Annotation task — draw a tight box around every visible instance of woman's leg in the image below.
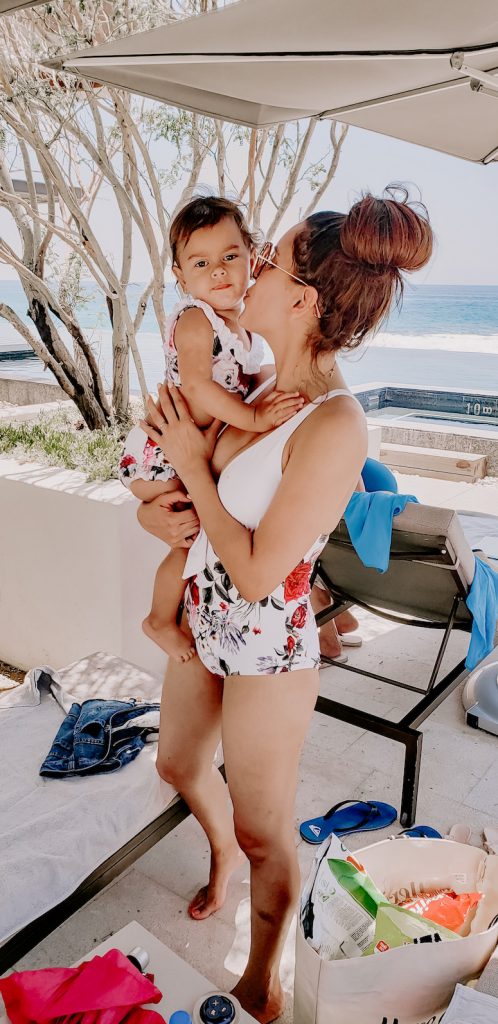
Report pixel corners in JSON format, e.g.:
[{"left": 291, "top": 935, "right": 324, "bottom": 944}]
[
  {"left": 156, "top": 630, "right": 242, "bottom": 920},
  {"left": 143, "top": 547, "right": 195, "bottom": 662},
  {"left": 222, "top": 669, "right": 320, "bottom": 1024}
]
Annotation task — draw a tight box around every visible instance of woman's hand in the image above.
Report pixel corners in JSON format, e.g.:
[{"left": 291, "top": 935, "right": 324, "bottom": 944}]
[{"left": 140, "top": 384, "right": 221, "bottom": 481}]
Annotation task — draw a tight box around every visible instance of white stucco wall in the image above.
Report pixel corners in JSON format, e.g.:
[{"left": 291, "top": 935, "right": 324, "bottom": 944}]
[
  {"left": 0, "top": 457, "right": 168, "bottom": 678},
  {"left": 0, "top": 425, "right": 380, "bottom": 677}
]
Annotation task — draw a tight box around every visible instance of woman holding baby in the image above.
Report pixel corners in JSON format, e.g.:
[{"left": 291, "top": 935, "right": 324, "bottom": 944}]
[{"left": 133, "top": 189, "right": 432, "bottom": 1022}]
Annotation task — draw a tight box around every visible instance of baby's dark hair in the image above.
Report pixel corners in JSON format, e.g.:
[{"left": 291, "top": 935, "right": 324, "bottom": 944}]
[
  {"left": 292, "top": 186, "right": 433, "bottom": 360},
  {"left": 169, "top": 195, "right": 258, "bottom": 266}
]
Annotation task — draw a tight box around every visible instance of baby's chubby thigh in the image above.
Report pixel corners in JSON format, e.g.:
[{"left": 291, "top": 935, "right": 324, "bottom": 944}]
[
  {"left": 119, "top": 423, "right": 180, "bottom": 498},
  {"left": 129, "top": 476, "right": 181, "bottom": 502}
]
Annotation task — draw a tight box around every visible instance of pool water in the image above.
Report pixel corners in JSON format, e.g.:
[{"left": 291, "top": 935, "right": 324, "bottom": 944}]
[{"left": 367, "top": 405, "right": 498, "bottom": 433}]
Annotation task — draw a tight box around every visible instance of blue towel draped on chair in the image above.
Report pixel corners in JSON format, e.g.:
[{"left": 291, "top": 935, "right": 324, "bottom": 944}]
[{"left": 343, "top": 490, "right": 498, "bottom": 671}]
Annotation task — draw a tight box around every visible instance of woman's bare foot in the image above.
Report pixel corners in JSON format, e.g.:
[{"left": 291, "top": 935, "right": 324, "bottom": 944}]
[
  {"left": 188, "top": 846, "right": 245, "bottom": 920},
  {"left": 142, "top": 614, "right": 195, "bottom": 662},
  {"left": 231, "top": 978, "right": 285, "bottom": 1024}
]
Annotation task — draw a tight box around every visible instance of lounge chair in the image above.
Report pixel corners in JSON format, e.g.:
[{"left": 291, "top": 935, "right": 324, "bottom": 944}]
[
  {"left": 0, "top": 652, "right": 197, "bottom": 973},
  {"left": 313, "top": 503, "right": 498, "bottom": 828}
]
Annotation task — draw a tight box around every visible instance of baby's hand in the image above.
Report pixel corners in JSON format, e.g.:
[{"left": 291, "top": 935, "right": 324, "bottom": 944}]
[{"left": 253, "top": 390, "right": 305, "bottom": 431}]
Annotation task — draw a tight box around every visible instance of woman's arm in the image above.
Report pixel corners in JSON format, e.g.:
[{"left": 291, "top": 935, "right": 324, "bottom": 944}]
[{"left": 142, "top": 386, "right": 367, "bottom": 602}]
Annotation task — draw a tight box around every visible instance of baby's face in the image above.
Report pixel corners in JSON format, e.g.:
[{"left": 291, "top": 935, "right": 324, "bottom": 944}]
[{"left": 174, "top": 218, "right": 252, "bottom": 313}]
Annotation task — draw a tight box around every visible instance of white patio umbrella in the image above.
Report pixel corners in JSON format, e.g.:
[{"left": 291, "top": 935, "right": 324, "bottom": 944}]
[
  {"left": 0, "top": 0, "right": 46, "bottom": 13},
  {"left": 47, "top": 0, "right": 498, "bottom": 163}
]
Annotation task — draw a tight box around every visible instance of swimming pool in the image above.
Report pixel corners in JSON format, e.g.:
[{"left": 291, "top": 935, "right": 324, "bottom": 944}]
[
  {"left": 367, "top": 405, "right": 498, "bottom": 433},
  {"left": 356, "top": 386, "right": 498, "bottom": 435}
]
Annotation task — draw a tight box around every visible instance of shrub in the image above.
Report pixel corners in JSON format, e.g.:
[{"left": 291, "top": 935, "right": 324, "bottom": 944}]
[{"left": 0, "top": 408, "right": 129, "bottom": 482}]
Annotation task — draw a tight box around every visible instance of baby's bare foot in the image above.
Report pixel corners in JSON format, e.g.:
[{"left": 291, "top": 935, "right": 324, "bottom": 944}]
[
  {"left": 188, "top": 846, "right": 245, "bottom": 920},
  {"left": 142, "top": 615, "right": 195, "bottom": 662},
  {"left": 231, "top": 979, "right": 285, "bottom": 1023}
]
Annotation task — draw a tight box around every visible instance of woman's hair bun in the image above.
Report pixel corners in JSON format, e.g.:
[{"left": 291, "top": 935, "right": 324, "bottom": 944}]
[{"left": 340, "top": 185, "right": 433, "bottom": 274}]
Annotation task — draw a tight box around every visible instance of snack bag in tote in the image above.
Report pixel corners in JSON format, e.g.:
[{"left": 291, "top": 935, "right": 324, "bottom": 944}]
[
  {"left": 294, "top": 836, "right": 498, "bottom": 1024},
  {"left": 301, "top": 834, "right": 452, "bottom": 961}
]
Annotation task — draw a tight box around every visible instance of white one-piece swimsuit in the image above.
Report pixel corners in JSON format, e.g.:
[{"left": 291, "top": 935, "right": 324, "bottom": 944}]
[{"left": 183, "top": 380, "right": 360, "bottom": 677}]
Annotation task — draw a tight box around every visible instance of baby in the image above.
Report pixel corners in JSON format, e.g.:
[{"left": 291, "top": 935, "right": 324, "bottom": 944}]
[{"left": 119, "top": 196, "right": 303, "bottom": 662}]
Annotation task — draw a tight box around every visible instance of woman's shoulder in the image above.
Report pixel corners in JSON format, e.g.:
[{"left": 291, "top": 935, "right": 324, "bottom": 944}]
[
  {"left": 292, "top": 390, "right": 367, "bottom": 455},
  {"left": 282, "top": 391, "right": 367, "bottom": 484}
]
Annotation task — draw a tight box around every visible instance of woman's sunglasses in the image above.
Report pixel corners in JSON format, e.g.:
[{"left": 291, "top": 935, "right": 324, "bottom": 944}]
[{"left": 253, "top": 242, "right": 321, "bottom": 318}]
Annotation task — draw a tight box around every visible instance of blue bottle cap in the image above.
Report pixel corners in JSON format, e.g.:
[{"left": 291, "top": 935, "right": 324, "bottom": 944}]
[
  {"left": 199, "top": 995, "right": 236, "bottom": 1024},
  {"left": 169, "top": 1013, "right": 192, "bottom": 1024}
]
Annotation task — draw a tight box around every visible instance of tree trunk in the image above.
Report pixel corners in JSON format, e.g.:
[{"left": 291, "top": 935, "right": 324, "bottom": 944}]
[
  {"left": 27, "top": 298, "right": 111, "bottom": 430},
  {"left": 110, "top": 300, "right": 130, "bottom": 423}
]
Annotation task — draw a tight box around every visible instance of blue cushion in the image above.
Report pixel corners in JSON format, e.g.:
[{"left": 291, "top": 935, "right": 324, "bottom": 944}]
[{"left": 361, "top": 457, "right": 398, "bottom": 495}]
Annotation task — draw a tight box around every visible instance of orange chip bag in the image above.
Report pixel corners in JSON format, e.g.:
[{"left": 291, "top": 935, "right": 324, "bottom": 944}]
[{"left": 400, "top": 889, "right": 482, "bottom": 932}]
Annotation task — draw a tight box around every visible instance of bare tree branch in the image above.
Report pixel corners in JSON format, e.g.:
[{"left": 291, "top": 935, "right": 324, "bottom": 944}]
[
  {"left": 0, "top": 0, "right": 349, "bottom": 434},
  {"left": 302, "top": 122, "right": 349, "bottom": 219},
  {"left": 267, "top": 118, "right": 317, "bottom": 238}
]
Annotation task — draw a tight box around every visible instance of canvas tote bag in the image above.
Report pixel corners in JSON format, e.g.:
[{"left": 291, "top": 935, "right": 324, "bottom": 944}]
[{"left": 294, "top": 837, "right": 498, "bottom": 1024}]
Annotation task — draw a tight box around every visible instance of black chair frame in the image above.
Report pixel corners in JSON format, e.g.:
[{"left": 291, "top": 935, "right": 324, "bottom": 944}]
[{"left": 312, "top": 542, "right": 473, "bottom": 829}]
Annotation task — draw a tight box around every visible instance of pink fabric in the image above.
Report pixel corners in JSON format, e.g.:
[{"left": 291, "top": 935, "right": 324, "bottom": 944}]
[{"left": 0, "top": 949, "right": 165, "bottom": 1024}]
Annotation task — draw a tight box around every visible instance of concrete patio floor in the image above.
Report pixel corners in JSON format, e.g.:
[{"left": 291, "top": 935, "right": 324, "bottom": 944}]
[{"left": 10, "top": 472, "right": 498, "bottom": 1021}]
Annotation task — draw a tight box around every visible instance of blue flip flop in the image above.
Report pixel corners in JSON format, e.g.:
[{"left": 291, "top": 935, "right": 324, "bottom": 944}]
[
  {"left": 397, "top": 825, "right": 443, "bottom": 839},
  {"left": 299, "top": 799, "right": 397, "bottom": 844}
]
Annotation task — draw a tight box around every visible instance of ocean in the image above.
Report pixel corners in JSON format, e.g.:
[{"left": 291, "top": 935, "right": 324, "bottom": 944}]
[{"left": 0, "top": 281, "right": 497, "bottom": 395}]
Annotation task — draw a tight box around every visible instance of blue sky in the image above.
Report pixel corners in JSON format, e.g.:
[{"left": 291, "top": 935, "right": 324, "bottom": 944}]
[
  {"left": 1, "top": 116, "right": 497, "bottom": 285},
  {"left": 327, "top": 125, "right": 498, "bottom": 285}
]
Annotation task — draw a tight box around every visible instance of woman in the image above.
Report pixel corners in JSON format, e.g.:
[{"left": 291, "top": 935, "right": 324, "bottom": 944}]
[{"left": 139, "top": 191, "right": 433, "bottom": 1022}]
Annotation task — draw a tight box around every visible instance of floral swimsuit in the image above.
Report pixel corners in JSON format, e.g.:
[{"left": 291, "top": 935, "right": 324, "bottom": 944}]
[
  {"left": 183, "top": 382, "right": 360, "bottom": 676},
  {"left": 185, "top": 534, "right": 328, "bottom": 676},
  {"left": 119, "top": 297, "right": 265, "bottom": 487}
]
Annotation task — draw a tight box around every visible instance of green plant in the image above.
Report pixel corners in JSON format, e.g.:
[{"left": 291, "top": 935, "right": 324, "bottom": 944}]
[{"left": 0, "top": 409, "right": 128, "bottom": 482}]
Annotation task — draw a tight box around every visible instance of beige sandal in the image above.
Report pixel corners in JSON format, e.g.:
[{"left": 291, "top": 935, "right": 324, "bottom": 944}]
[
  {"left": 447, "top": 823, "right": 472, "bottom": 844},
  {"left": 339, "top": 633, "right": 363, "bottom": 648},
  {"left": 320, "top": 650, "right": 349, "bottom": 667},
  {"left": 483, "top": 826, "right": 498, "bottom": 855}
]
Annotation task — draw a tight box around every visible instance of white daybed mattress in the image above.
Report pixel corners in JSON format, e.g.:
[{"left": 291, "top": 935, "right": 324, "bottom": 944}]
[{"left": 0, "top": 652, "right": 178, "bottom": 946}]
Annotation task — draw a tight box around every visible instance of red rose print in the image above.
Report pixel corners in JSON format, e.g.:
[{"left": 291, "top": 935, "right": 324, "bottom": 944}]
[
  {"left": 253, "top": 626, "right": 262, "bottom": 635},
  {"left": 287, "top": 636, "right": 295, "bottom": 653},
  {"left": 220, "top": 601, "right": 228, "bottom": 611},
  {"left": 291, "top": 605, "right": 307, "bottom": 629},
  {"left": 120, "top": 454, "right": 136, "bottom": 469},
  {"left": 284, "top": 561, "right": 312, "bottom": 602},
  {"left": 190, "top": 581, "right": 200, "bottom": 606},
  {"left": 145, "top": 437, "right": 157, "bottom": 449}
]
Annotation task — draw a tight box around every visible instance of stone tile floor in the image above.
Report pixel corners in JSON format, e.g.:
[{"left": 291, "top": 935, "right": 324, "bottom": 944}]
[
  {"left": 9, "top": 471, "right": 498, "bottom": 1021},
  {"left": 13, "top": 622, "right": 498, "bottom": 1021}
]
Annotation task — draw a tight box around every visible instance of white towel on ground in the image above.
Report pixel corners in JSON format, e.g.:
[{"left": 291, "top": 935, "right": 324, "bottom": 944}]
[{"left": 0, "top": 653, "right": 175, "bottom": 946}]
